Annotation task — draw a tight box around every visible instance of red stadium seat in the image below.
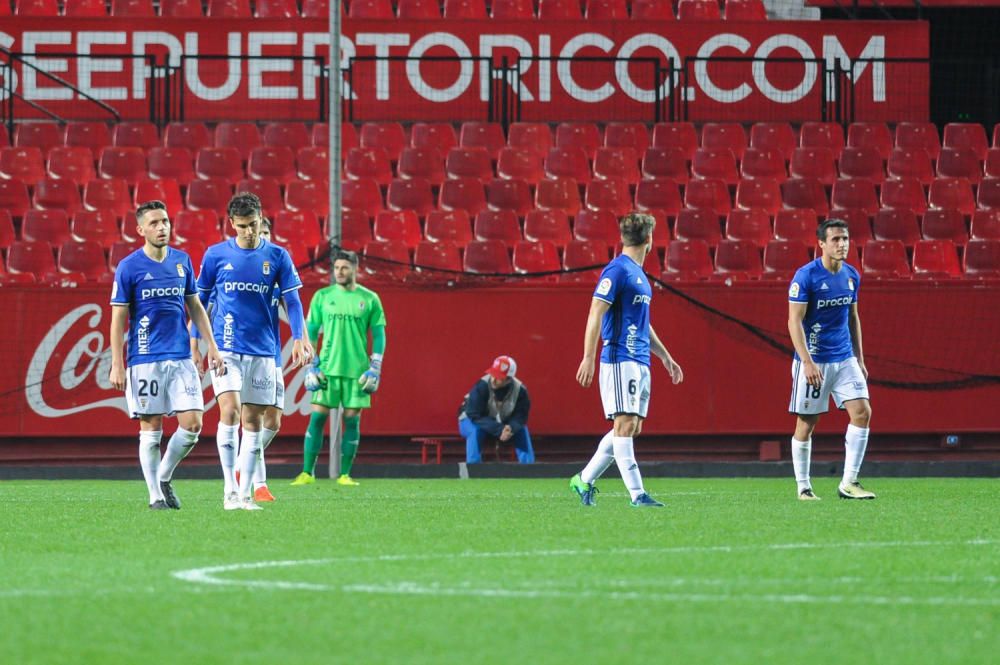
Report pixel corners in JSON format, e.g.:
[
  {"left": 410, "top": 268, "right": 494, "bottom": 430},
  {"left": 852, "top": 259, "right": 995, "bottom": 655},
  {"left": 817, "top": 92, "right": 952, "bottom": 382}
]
[
  {"left": 943, "top": 123, "right": 988, "bottom": 161},
  {"left": 677, "top": 0, "right": 721, "bottom": 20},
  {"left": 64, "top": 0, "right": 108, "bottom": 17},
  {"left": 535, "top": 178, "right": 581, "bottom": 216},
  {"left": 971, "top": 210, "right": 1000, "bottom": 240},
  {"left": 563, "top": 240, "right": 610, "bottom": 281},
  {"left": 928, "top": 178, "right": 976, "bottom": 216},
  {"left": 978, "top": 178, "right": 1000, "bottom": 210},
  {"left": 112, "top": 122, "right": 158, "bottom": 151},
  {"left": 715, "top": 239, "right": 762, "bottom": 279},
  {"left": 236, "top": 178, "right": 282, "bottom": 214},
  {"left": 459, "top": 122, "right": 506, "bottom": 160},
  {"left": 214, "top": 122, "right": 261, "bottom": 161},
  {"left": 832, "top": 208, "right": 873, "bottom": 246},
  {"left": 750, "top": 122, "right": 795, "bottom": 161},
  {"left": 486, "top": 178, "right": 533, "bottom": 217},
  {"left": 164, "top": 122, "right": 212, "bottom": 152},
  {"left": 544, "top": 147, "right": 592, "bottom": 185},
  {"left": 887, "top": 147, "right": 934, "bottom": 186},
  {"left": 789, "top": 147, "right": 837, "bottom": 185},
  {"left": 0, "top": 146, "right": 45, "bottom": 185},
  {"left": 195, "top": 147, "right": 244, "bottom": 185},
  {"left": 572, "top": 209, "right": 619, "bottom": 247},
  {"left": 58, "top": 240, "right": 109, "bottom": 281},
  {"left": 524, "top": 209, "right": 572, "bottom": 248},
  {"left": 70, "top": 210, "right": 121, "bottom": 249},
  {"left": 340, "top": 179, "right": 383, "bottom": 218},
  {"left": 652, "top": 122, "right": 698, "bottom": 160},
  {"left": 0, "top": 179, "right": 31, "bottom": 218},
  {"left": 446, "top": 147, "right": 494, "bottom": 183},
  {"left": 349, "top": 0, "right": 393, "bottom": 17},
  {"left": 297, "top": 146, "right": 329, "bottom": 181},
  {"left": 14, "top": 123, "right": 62, "bottom": 152},
  {"left": 873, "top": 208, "right": 920, "bottom": 247},
  {"left": 593, "top": 147, "right": 640, "bottom": 185},
  {"left": 7, "top": 240, "right": 57, "bottom": 280},
  {"left": 831, "top": 179, "right": 879, "bottom": 217},
  {"left": 964, "top": 239, "right": 1000, "bottom": 277},
  {"left": 111, "top": 0, "right": 154, "bottom": 15},
  {"left": 586, "top": 0, "right": 627, "bottom": 18},
  {"left": 725, "top": 208, "right": 771, "bottom": 248},
  {"left": 340, "top": 209, "right": 372, "bottom": 251},
  {"left": 740, "top": 148, "right": 787, "bottom": 183},
  {"left": 109, "top": 240, "right": 140, "bottom": 271},
  {"left": 411, "top": 123, "right": 458, "bottom": 153},
  {"left": 15, "top": 0, "right": 58, "bottom": 16},
  {"left": 256, "top": 0, "right": 297, "bottom": 16},
  {"left": 84, "top": 178, "right": 132, "bottom": 217},
  {"left": 22, "top": 209, "right": 70, "bottom": 245},
  {"left": 847, "top": 122, "right": 892, "bottom": 161},
  {"left": 631, "top": 0, "right": 675, "bottom": 19},
  {"left": 985, "top": 148, "right": 1000, "bottom": 179},
  {"left": 912, "top": 239, "right": 960, "bottom": 278},
  {"left": 474, "top": 210, "right": 521, "bottom": 245},
  {"left": 839, "top": 147, "right": 884, "bottom": 183},
  {"left": 491, "top": 0, "right": 533, "bottom": 17},
  {"left": 414, "top": 241, "right": 462, "bottom": 274},
  {"left": 344, "top": 148, "right": 393, "bottom": 186},
  {"left": 263, "top": 122, "right": 311, "bottom": 152},
  {"left": 773, "top": 209, "right": 818, "bottom": 247},
  {"left": 148, "top": 147, "right": 194, "bottom": 185},
  {"left": 134, "top": 178, "right": 183, "bottom": 217},
  {"left": 634, "top": 178, "right": 683, "bottom": 217},
  {"left": 538, "top": 0, "right": 581, "bottom": 18},
  {"left": 604, "top": 122, "right": 649, "bottom": 154},
  {"left": 799, "top": 122, "right": 844, "bottom": 159},
  {"left": 374, "top": 210, "right": 422, "bottom": 249},
  {"left": 781, "top": 178, "right": 829, "bottom": 217},
  {"left": 556, "top": 123, "right": 601, "bottom": 161},
  {"left": 0, "top": 211, "right": 15, "bottom": 251},
  {"left": 725, "top": 0, "right": 766, "bottom": 20},
  {"left": 363, "top": 240, "right": 411, "bottom": 279},
  {"left": 272, "top": 210, "right": 322, "bottom": 248},
  {"left": 160, "top": 0, "right": 203, "bottom": 16},
  {"left": 936, "top": 147, "right": 983, "bottom": 184},
  {"left": 641, "top": 147, "right": 689, "bottom": 184},
  {"left": 863, "top": 240, "right": 910, "bottom": 278},
  {"left": 247, "top": 146, "right": 296, "bottom": 185},
  {"left": 894, "top": 122, "right": 941, "bottom": 161},
  {"left": 398, "top": 0, "right": 442, "bottom": 16},
  {"left": 438, "top": 178, "right": 486, "bottom": 217},
  {"left": 507, "top": 123, "right": 553, "bottom": 159},
  {"left": 734, "top": 178, "right": 782, "bottom": 215},
  {"left": 513, "top": 240, "right": 561, "bottom": 274},
  {"left": 880, "top": 177, "right": 927, "bottom": 214},
  {"left": 921, "top": 209, "right": 968, "bottom": 246},
  {"left": 398, "top": 148, "right": 445, "bottom": 186},
  {"left": 674, "top": 208, "right": 721, "bottom": 247},
  {"left": 443, "top": 0, "right": 486, "bottom": 17},
  {"left": 98, "top": 147, "right": 147, "bottom": 186},
  {"left": 64, "top": 122, "right": 112, "bottom": 157},
  {"left": 763, "top": 240, "right": 811, "bottom": 280},
  {"left": 463, "top": 239, "right": 512, "bottom": 274},
  {"left": 285, "top": 179, "right": 330, "bottom": 218},
  {"left": 497, "top": 148, "right": 544, "bottom": 186},
  {"left": 425, "top": 210, "right": 472, "bottom": 247},
  {"left": 359, "top": 123, "right": 406, "bottom": 163},
  {"left": 692, "top": 148, "right": 738, "bottom": 185},
  {"left": 173, "top": 210, "right": 220, "bottom": 244},
  {"left": 663, "top": 239, "right": 713, "bottom": 281},
  {"left": 702, "top": 123, "right": 747, "bottom": 160},
  {"left": 46, "top": 146, "right": 96, "bottom": 186},
  {"left": 683, "top": 178, "right": 730, "bottom": 216},
  {"left": 34, "top": 178, "right": 82, "bottom": 214},
  {"left": 186, "top": 177, "right": 232, "bottom": 217}
]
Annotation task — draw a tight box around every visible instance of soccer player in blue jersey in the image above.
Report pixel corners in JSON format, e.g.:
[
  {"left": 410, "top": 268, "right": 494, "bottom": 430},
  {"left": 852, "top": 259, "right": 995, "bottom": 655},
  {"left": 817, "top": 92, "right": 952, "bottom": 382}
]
[
  {"left": 571, "top": 212, "right": 684, "bottom": 507},
  {"left": 787, "top": 218, "right": 874, "bottom": 501},
  {"left": 194, "top": 193, "right": 312, "bottom": 511},
  {"left": 109, "top": 200, "right": 225, "bottom": 510}
]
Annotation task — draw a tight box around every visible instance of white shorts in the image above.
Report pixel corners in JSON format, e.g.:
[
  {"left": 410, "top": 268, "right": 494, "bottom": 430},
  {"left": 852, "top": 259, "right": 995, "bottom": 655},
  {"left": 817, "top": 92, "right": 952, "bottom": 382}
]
[
  {"left": 789, "top": 356, "right": 870, "bottom": 415},
  {"left": 125, "top": 359, "right": 204, "bottom": 419},
  {"left": 272, "top": 365, "right": 285, "bottom": 410},
  {"left": 599, "top": 361, "right": 651, "bottom": 419},
  {"left": 211, "top": 351, "right": 278, "bottom": 406}
]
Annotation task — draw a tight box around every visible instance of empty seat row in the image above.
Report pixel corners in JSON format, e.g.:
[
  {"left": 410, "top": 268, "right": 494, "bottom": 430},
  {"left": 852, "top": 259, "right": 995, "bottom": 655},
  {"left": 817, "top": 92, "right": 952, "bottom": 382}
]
[
  {"left": 1, "top": 0, "right": 329, "bottom": 18},
  {"left": 341, "top": 0, "right": 765, "bottom": 20}
]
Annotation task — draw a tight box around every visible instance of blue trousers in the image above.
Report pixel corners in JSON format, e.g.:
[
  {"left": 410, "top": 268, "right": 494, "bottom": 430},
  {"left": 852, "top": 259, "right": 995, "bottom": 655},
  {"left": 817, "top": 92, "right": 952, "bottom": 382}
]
[{"left": 459, "top": 418, "right": 535, "bottom": 464}]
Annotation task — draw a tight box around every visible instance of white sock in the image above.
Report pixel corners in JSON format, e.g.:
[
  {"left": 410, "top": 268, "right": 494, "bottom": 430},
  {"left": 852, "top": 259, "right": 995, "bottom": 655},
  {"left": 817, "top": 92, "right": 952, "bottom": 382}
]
[
  {"left": 843, "top": 424, "right": 870, "bottom": 484},
  {"left": 138, "top": 430, "right": 163, "bottom": 504},
  {"left": 791, "top": 437, "right": 812, "bottom": 492},
  {"left": 253, "top": 427, "right": 278, "bottom": 486},
  {"left": 581, "top": 429, "right": 615, "bottom": 485},
  {"left": 238, "top": 430, "right": 262, "bottom": 500},
  {"left": 612, "top": 436, "right": 644, "bottom": 501},
  {"left": 158, "top": 428, "right": 199, "bottom": 482},
  {"left": 217, "top": 423, "right": 239, "bottom": 494}
]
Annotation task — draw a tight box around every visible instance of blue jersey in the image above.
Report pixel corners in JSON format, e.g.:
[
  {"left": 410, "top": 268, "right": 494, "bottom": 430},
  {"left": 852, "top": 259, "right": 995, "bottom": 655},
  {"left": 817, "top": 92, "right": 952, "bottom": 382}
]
[
  {"left": 593, "top": 254, "right": 652, "bottom": 366},
  {"left": 204, "top": 288, "right": 283, "bottom": 365},
  {"left": 196, "top": 238, "right": 302, "bottom": 357},
  {"left": 111, "top": 246, "right": 197, "bottom": 367},
  {"left": 788, "top": 258, "right": 860, "bottom": 363}
]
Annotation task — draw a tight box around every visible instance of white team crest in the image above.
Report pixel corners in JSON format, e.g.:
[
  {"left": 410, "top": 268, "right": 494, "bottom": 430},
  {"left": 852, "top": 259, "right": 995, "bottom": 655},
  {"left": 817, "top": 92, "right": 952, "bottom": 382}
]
[
  {"left": 263, "top": 261, "right": 270, "bottom": 275},
  {"left": 789, "top": 282, "right": 800, "bottom": 298},
  {"left": 176, "top": 263, "right": 184, "bottom": 277},
  {"left": 596, "top": 278, "right": 612, "bottom": 296},
  {"left": 848, "top": 278, "right": 855, "bottom": 291}
]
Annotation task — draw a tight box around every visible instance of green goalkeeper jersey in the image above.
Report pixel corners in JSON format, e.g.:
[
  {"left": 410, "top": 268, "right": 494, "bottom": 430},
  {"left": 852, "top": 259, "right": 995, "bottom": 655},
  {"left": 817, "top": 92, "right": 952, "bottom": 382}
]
[{"left": 308, "top": 284, "right": 387, "bottom": 378}]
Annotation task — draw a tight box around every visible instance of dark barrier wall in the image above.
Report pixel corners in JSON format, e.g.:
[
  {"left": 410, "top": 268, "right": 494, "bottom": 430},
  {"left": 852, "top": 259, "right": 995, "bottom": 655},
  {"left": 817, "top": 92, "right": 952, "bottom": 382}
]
[{"left": 3, "top": 282, "right": 998, "bottom": 438}]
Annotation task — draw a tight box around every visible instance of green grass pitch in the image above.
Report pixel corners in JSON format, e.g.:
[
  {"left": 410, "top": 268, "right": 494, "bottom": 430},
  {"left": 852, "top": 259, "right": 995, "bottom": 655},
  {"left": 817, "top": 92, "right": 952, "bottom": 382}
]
[{"left": 1, "top": 478, "right": 998, "bottom": 664}]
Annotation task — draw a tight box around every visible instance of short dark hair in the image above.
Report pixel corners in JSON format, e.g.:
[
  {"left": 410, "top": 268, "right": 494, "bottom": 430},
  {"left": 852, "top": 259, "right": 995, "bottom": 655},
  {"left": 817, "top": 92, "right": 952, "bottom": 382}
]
[
  {"left": 332, "top": 249, "right": 359, "bottom": 266},
  {"left": 817, "top": 218, "right": 849, "bottom": 241},
  {"left": 261, "top": 216, "right": 272, "bottom": 231},
  {"left": 619, "top": 212, "right": 656, "bottom": 247},
  {"left": 135, "top": 200, "right": 167, "bottom": 222},
  {"left": 228, "top": 192, "right": 262, "bottom": 219}
]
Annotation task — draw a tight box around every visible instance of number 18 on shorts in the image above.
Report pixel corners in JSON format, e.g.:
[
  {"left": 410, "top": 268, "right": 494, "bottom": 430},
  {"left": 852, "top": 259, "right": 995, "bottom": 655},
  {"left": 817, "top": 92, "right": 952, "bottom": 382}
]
[{"left": 789, "top": 357, "right": 869, "bottom": 415}]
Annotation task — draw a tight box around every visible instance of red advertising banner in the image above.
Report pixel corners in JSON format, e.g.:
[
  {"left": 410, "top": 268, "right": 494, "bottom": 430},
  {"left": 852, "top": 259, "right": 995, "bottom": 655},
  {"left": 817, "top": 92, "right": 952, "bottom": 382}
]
[
  {"left": 2, "top": 282, "right": 997, "bottom": 439},
  {"left": 0, "top": 18, "right": 929, "bottom": 122}
]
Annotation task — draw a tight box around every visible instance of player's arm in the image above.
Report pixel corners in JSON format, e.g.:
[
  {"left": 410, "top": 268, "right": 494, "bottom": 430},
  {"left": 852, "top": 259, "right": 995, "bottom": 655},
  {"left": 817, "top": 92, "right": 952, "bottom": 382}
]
[
  {"left": 189, "top": 300, "right": 211, "bottom": 368},
  {"left": 282, "top": 288, "right": 311, "bottom": 368},
  {"left": 848, "top": 303, "right": 867, "bottom": 379},
  {"left": 186, "top": 295, "right": 225, "bottom": 375},
  {"left": 576, "top": 297, "right": 610, "bottom": 387},
  {"left": 788, "top": 301, "right": 822, "bottom": 387},
  {"left": 505, "top": 387, "right": 530, "bottom": 436},
  {"left": 109, "top": 305, "right": 128, "bottom": 391},
  {"left": 649, "top": 325, "right": 683, "bottom": 385},
  {"left": 302, "top": 293, "right": 327, "bottom": 392},
  {"left": 358, "top": 324, "right": 386, "bottom": 394}
]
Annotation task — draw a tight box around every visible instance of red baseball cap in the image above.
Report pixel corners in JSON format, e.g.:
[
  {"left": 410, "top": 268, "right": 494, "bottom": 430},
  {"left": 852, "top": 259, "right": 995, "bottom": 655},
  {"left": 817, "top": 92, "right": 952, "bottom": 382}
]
[{"left": 486, "top": 355, "right": 517, "bottom": 380}]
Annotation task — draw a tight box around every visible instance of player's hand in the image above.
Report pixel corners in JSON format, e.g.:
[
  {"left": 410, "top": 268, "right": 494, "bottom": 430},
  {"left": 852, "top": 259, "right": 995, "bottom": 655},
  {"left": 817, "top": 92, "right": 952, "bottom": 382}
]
[
  {"left": 290, "top": 338, "right": 309, "bottom": 369},
  {"left": 304, "top": 357, "right": 327, "bottom": 392},
  {"left": 300, "top": 338, "right": 315, "bottom": 365},
  {"left": 576, "top": 357, "right": 595, "bottom": 387},
  {"left": 803, "top": 360, "right": 823, "bottom": 387},
  {"left": 358, "top": 354, "right": 382, "bottom": 394},
  {"left": 499, "top": 425, "right": 513, "bottom": 442},
  {"left": 663, "top": 357, "right": 684, "bottom": 385},
  {"left": 191, "top": 345, "right": 205, "bottom": 377},
  {"left": 205, "top": 347, "right": 226, "bottom": 376},
  {"left": 109, "top": 364, "right": 126, "bottom": 391}
]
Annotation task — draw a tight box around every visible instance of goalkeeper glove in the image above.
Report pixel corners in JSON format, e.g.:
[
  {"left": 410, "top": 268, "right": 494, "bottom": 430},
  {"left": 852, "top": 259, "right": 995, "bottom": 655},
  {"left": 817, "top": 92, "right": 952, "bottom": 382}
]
[
  {"left": 358, "top": 354, "right": 382, "bottom": 394},
  {"left": 304, "top": 357, "right": 328, "bottom": 392}
]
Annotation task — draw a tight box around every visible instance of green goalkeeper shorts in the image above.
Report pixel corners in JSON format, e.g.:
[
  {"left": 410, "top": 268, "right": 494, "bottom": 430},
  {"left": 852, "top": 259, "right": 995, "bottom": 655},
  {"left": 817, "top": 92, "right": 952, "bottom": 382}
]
[{"left": 311, "top": 376, "right": 371, "bottom": 410}]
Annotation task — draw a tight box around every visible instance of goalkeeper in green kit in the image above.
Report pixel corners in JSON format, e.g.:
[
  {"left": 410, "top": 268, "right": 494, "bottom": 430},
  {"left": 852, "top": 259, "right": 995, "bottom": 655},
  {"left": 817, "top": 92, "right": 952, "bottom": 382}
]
[{"left": 291, "top": 249, "right": 386, "bottom": 486}]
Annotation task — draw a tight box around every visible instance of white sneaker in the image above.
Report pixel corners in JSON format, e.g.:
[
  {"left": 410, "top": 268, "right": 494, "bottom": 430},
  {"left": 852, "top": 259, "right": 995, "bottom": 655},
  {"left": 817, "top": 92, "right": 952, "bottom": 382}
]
[
  {"left": 838, "top": 481, "right": 877, "bottom": 500},
  {"left": 223, "top": 492, "right": 241, "bottom": 510},
  {"left": 241, "top": 497, "right": 263, "bottom": 511}
]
